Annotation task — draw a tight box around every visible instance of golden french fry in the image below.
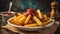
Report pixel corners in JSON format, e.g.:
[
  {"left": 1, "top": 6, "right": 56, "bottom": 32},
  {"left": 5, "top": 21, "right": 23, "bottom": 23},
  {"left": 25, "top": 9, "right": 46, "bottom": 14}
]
[
  {"left": 42, "top": 18, "right": 52, "bottom": 25},
  {"left": 11, "top": 15, "right": 26, "bottom": 25},
  {"left": 12, "top": 14, "right": 23, "bottom": 21},
  {"left": 17, "top": 13, "right": 24, "bottom": 16},
  {"left": 43, "top": 14, "right": 48, "bottom": 21},
  {"left": 24, "top": 15, "right": 32, "bottom": 24},
  {"left": 10, "top": 19, "right": 21, "bottom": 25},
  {"left": 37, "top": 9, "right": 43, "bottom": 19},
  {"left": 24, "top": 23, "right": 38, "bottom": 27},
  {"left": 16, "top": 16, "right": 26, "bottom": 25},
  {"left": 14, "top": 16, "right": 21, "bottom": 22},
  {"left": 33, "top": 16, "right": 43, "bottom": 26},
  {"left": 16, "top": 14, "right": 25, "bottom": 21}
]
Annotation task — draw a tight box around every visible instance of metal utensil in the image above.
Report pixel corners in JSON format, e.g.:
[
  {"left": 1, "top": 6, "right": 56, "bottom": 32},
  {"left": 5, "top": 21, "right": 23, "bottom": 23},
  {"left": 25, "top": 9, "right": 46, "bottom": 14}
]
[{"left": 8, "top": 2, "right": 12, "bottom": 12}]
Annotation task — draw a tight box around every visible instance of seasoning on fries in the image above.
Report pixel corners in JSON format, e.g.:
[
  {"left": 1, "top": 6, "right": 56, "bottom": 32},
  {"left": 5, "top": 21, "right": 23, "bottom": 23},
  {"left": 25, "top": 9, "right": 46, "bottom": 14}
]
[{"left": 9, "top": 8, "right": 52, "bottom": 27}]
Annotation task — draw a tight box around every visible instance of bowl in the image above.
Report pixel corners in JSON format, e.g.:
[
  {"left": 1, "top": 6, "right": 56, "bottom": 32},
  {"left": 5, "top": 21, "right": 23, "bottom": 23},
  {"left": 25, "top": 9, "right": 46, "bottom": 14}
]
[{"left": 7, "top": 18, "right": 55, "bottom": 31}]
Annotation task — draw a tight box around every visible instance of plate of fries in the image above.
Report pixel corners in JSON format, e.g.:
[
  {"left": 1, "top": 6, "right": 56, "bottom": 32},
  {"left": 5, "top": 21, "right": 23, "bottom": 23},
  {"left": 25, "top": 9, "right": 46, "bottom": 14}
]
[{"left": 7, "top": 8, "right": 55, "bottom": 31}]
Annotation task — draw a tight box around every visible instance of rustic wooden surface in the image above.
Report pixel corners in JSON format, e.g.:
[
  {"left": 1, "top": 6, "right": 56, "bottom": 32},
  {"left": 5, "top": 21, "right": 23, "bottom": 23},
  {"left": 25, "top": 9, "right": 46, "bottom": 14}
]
[{"left": 1, "top": 21, "right": 60, "bottom": 34}]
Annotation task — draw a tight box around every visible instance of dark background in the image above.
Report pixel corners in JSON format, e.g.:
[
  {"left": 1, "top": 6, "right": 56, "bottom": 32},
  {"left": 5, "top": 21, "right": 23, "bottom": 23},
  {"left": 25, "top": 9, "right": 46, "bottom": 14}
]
[{"left": 0, "top": 0, "right": 60, "bottom": 13}]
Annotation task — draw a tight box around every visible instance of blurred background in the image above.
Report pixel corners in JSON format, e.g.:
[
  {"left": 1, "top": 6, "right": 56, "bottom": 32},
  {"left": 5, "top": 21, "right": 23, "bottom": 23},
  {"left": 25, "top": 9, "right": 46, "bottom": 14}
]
[{"left": 0, "top": 0, "right": 60, "bottom": 12}]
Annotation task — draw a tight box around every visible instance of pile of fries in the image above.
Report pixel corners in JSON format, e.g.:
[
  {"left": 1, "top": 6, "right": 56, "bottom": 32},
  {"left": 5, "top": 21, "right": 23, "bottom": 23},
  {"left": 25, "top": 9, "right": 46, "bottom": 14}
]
[{"left": 9, "top": 8, "right": 52, "bottom": 27}]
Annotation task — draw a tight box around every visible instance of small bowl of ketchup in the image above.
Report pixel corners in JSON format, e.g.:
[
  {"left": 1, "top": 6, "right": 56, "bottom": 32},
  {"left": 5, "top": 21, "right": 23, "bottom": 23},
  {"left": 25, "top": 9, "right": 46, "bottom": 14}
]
[{"left": 1, "top": 11, "right": 15, "bottom": 17}]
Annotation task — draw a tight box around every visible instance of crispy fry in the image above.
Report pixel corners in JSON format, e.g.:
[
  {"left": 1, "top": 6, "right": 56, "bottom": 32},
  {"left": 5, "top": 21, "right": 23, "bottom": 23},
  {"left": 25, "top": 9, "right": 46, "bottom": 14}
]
[
  {"left": 42, "top": 18, "right": 52, "bottom": 25},
  {"left": 10, "top": 15, "right": 26, "bottom": 25},
  {"left": 16, "top": 16, "right": 26, "bottom": 25},
  {"left": 12, "top": 14, "right": 24, "bottom": 21},
  {"left": 16, "top": 14, "right": 25, "bottom": 21},
  {"left": 24, "top": 15, "right": 32, "bottom": 24},
  {"left": 37, "top": 9, "right": 43, "bottom": 19},
  {"left": 33, "top": 16, "right": 43, "bottom": 26},
  {"left": 17, "top": 13, "right": 24, "bottom": 16},
  {"left": 24, "top": 23, "right": 38, "bottom": 27},
  {"left": 10, "top": 19, "right": 21, "bottom": 25},
  {"left": 43, "top": 14, "right": 48, "bottom": 21}
]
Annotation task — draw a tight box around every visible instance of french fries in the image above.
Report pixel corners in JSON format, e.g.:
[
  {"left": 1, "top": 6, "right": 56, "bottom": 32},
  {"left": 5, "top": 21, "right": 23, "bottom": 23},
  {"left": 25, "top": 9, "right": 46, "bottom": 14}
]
[
  {"left": 17, "top": 16, "right": 26, "bottom": 25},
  {"left": 10, "top": 19, "right": 21, "bottom": 25},
  {"left": 42, "top": 18, "right": 52, "bottom": 26},
  {"left": 9, "top": 9, "right": 53, "bottom": 27},
  {"left": 24, "top": 15, "right": 32, "bottom": 24},
  {"left": 37, "top": 9, "right": 43, "bottom": 19},
  {"left": 10, "top": 13, "right": 26, "bottom": 25},
  {"left": 17, "top": 13, "right": 24, "bottom": 16},
  {"left": 13, "top": 13, "right": 24, "bottom": 22},
  {"left": 43, "top": 14, "right": 48, "bottom": 21},
  {"left": 24, "top": 23, "right": 38, "bottom": 27},
  {"left": 33, "top": 16, "right": 43, "bottom": 26}
]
